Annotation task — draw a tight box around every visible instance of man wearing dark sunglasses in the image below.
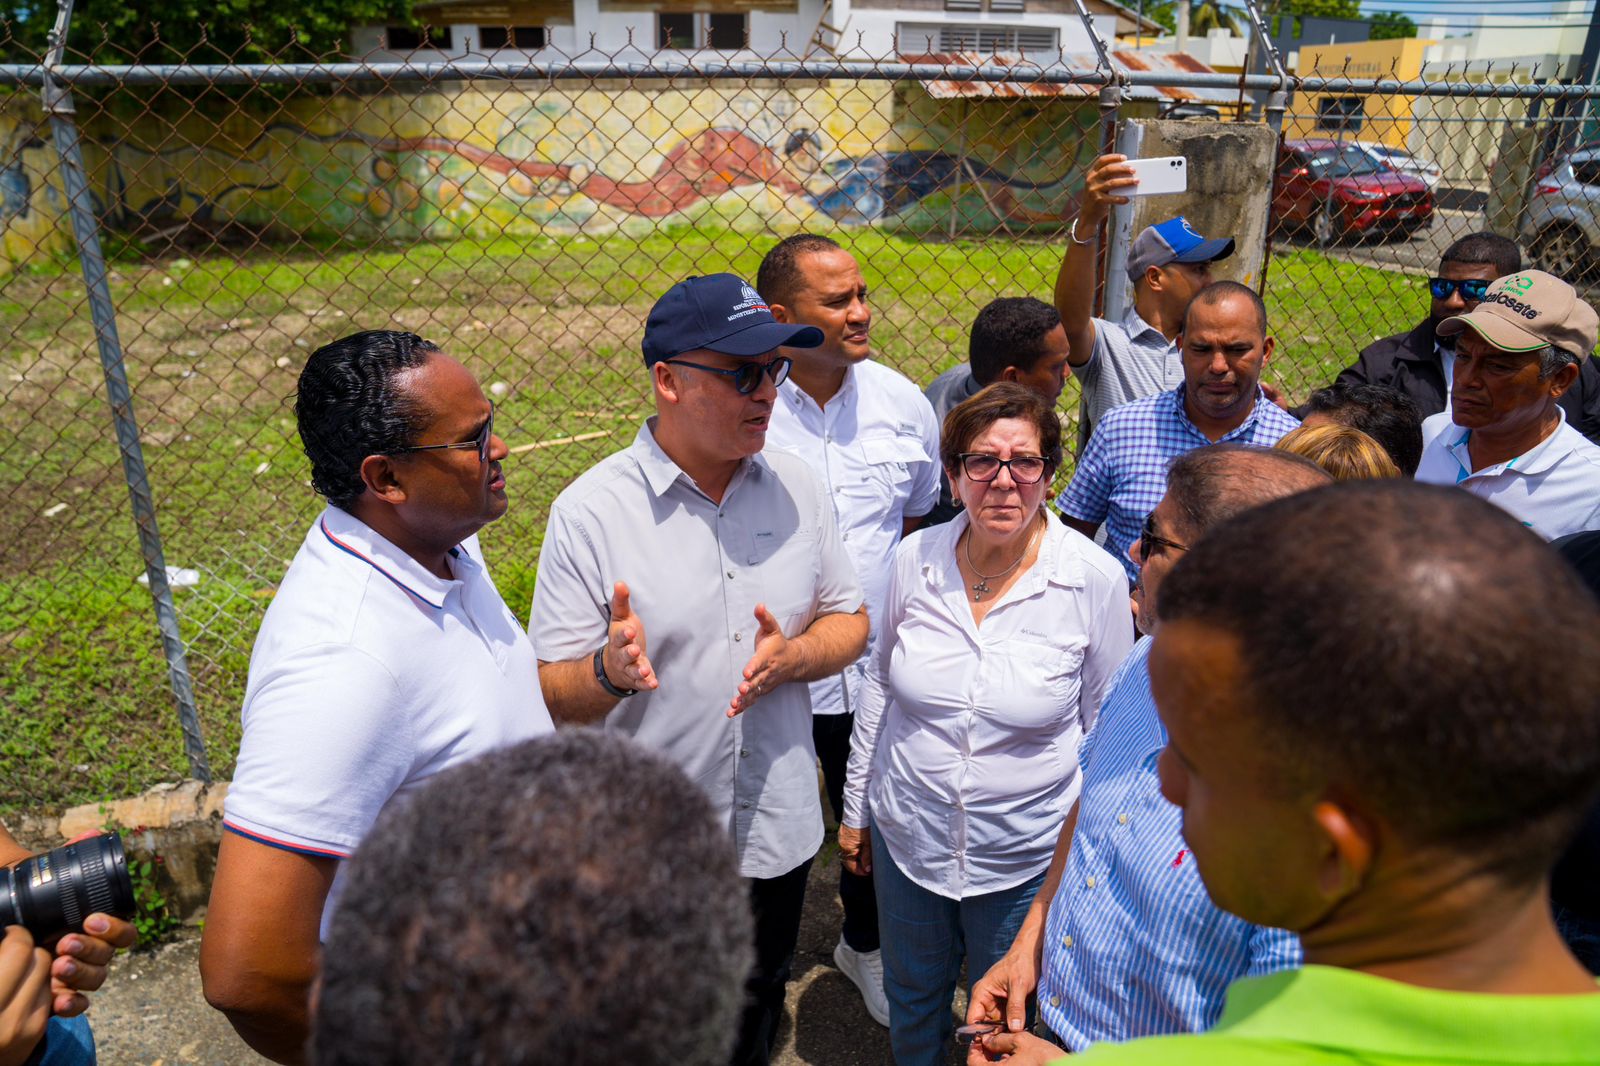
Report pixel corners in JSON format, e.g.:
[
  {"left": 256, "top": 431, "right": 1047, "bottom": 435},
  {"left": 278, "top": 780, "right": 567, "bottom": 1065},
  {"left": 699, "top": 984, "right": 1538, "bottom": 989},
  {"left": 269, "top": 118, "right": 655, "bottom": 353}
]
[
  {"left": 203, "top": 331, "right": 554, "bottom": 1062},
  {"left": 532, "top": 273, "right": 870, "bottom": 1066},
  {"left": 1325, "top": 231, "right": 1600, "bottom": 442}
]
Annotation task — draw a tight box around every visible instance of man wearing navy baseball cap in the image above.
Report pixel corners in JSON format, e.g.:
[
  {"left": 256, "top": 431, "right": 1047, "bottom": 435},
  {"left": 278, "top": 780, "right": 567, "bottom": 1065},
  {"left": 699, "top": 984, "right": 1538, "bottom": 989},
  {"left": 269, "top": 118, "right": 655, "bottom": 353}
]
[
  {"left": 530, "top": 273, "right": 870, "bottom": 1066},
  {"left": 1056, "top": 153, "right": 1237, "bottom": 444}
]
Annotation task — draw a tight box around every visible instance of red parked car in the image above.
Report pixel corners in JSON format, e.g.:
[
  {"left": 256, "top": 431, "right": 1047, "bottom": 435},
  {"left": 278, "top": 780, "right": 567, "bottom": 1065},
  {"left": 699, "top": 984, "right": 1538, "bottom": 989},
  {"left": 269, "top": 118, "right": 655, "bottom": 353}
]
[{"left": 1274, "top": 139, "right": 1434, "bottom": 245}]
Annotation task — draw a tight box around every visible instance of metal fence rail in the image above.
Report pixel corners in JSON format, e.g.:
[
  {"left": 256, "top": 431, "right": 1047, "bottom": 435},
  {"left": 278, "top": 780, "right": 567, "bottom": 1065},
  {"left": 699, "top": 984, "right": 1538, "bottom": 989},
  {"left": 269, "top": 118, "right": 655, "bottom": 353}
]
[{"left": 4, "top": 11, "right": 1600, "bottom": 814}]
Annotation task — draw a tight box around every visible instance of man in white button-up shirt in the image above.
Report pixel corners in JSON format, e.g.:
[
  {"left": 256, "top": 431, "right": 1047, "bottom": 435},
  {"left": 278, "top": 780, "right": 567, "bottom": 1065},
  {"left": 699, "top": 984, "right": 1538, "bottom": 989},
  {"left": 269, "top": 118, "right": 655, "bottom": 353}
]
[
  {"left": 1416, "top": 270, "right": 1600, "bottom": 538},
  {"left": 759, "top": 233, "right": 940, "bottom": 1026},
  {"left": 531, "top": 273, "right": 868, "bottom": 1066},
  {"left": 201, "top": 331, "right": 555, "bottom": 1063}
]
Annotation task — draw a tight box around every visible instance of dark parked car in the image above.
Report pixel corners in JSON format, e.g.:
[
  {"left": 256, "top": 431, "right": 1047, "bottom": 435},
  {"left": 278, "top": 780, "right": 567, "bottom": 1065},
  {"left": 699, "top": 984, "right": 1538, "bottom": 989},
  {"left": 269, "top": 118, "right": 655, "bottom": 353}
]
[{"left": 1274, "top": 139, "right": 1434, "bottom": 245}]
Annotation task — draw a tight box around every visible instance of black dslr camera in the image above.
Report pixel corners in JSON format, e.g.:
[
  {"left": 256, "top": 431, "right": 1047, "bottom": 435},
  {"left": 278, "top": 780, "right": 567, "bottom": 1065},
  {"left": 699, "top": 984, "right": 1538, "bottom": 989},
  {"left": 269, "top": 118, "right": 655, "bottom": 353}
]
[{"left": 0, "top": 833, "right": 136, "bottom": 942}]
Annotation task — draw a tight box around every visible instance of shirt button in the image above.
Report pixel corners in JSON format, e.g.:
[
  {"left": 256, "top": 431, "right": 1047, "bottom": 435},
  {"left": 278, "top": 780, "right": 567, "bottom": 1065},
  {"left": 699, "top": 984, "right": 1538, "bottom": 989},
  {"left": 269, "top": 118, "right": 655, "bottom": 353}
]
[
  {"left": 1086, "top": 876, "right": 1096, "bottom": 888},
  {"left": 740, "top": 800, "right": 752, "bottom": 809},
  {"left": 1118, "top": 813, "right": 1129, "bottom": 825},
  {"left": 726, "top": 570, "right": 735, "bottom": 579},
  {"left": 1062, "top": 935, "right": 1074, "bottom": 948},
  {"left": 734, "top": 632, "right": 742, "bottom": 642},
  {"left": 1050, "top": 995, "right": 1061, "bottom": 1008},
  {"left": 740, "top": 748, "right": 750, "bottom": 758}
]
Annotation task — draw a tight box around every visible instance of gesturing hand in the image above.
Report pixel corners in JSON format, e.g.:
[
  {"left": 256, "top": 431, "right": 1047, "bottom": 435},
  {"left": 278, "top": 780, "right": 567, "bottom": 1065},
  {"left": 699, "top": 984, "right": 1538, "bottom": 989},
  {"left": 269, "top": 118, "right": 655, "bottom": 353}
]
[
  {"left": 728, "top": 604, "right": 797, "bottom": 717},
  {"left": 604, "top": 581, "right": 658, "bottom": 695}
]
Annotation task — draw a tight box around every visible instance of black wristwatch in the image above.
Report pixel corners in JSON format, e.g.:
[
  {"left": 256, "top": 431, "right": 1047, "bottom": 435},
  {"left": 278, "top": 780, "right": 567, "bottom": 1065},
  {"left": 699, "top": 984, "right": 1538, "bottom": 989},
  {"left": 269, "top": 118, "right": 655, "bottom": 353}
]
[{"left": 593, "top": 646, "right": 637, "bottom": 699}]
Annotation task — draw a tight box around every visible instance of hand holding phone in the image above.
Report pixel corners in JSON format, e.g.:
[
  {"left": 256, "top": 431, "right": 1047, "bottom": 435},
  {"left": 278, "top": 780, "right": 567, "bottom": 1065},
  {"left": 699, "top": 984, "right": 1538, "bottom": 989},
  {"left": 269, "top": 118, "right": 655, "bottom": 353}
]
[{"left": 1123, "top": 156, "right": 1188, "bottom": 196}]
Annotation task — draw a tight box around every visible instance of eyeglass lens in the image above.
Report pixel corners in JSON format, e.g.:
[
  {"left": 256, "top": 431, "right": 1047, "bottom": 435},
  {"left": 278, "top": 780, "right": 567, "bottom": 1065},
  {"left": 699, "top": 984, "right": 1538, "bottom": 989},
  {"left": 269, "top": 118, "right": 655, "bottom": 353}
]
[
  {"left": 733, "top": 358, "right": 791, "bottom": 395},
  {"left": 1429, "top": 278, "right": 1490, "bottom": 301},
  {"left": 962, "top": 454, "right": 1047, "bottom": 484}
]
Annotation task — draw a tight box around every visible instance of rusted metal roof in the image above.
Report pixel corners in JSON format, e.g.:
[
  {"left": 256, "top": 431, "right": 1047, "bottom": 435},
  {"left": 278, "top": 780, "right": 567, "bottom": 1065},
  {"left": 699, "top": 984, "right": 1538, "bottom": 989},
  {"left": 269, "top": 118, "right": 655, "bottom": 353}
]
[{"left": 903, "top": 51, "right": 1239, "bottom": 104}]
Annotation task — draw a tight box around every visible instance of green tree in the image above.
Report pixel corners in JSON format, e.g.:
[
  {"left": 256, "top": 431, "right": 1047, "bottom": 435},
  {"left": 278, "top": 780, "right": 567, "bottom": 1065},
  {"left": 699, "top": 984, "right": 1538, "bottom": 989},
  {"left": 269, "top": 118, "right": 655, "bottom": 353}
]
[
  {"left": 1144, "top": 0, "right": 1245, "bottom": 36},
  {"left": 1369, "top": 10, "right": 1418, "bottom": 39},
  {"left": 0, "top": 0, "right": 411, "bottom": 63}
]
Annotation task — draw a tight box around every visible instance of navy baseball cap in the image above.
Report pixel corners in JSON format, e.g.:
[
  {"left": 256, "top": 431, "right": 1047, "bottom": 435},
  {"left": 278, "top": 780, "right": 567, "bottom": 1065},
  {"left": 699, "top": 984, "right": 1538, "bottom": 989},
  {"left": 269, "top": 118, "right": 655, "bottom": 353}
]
[
  {"left": 1126, "top": 216, "right": 1235, "bottom": 281},
  {"left": 642, "top": 273, "right": 824, "bottom": 365}
]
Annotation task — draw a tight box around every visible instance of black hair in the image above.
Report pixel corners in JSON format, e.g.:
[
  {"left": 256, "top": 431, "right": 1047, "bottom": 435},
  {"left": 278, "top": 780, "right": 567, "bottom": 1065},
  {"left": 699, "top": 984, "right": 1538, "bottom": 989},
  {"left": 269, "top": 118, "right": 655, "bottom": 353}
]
[
  {"left": 1182, "top": 280, "right": 1267, "bottom": 336},
  {"left": 294, "top": 330, "right": 438, "bottom": 510},
  {"left": 968, "top": 297, "right": 1063, "bottom": 387},
  {"left": 314, "top": 731, "right": 754, "bottom": 1066},
  {"left": 1301, "top": 382, "right": 1425, "bottom": 477},
  {"left": 1440, "top": 231, "right": 1522, "bottom": 278},
  {"left": 756, "top": 233, "right": 844, "bottom": 308},
  {"left": 1164, "top": 444, "right": 1331, "bottom": 541},
  {"left": 1157, "top": 481, "right": 1600, "bottom": 883}
]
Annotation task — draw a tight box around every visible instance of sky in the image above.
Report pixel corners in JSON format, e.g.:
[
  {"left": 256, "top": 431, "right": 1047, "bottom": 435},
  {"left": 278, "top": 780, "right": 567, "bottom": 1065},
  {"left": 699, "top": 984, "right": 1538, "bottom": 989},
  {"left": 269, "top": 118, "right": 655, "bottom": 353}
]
[{"left": 1357, "top": 0, "right": 1595, "bottom": 35}]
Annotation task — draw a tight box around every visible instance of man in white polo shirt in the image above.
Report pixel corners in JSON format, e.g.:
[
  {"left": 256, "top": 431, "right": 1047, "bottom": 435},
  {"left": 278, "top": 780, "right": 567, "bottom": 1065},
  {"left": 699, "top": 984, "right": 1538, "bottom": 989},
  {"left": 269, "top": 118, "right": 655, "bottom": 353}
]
[
  {"left": 531, "top": 273, "right": 869, "bottom": 1066},
  {"left": 200, "top": 330, "right": 554, "bottom": 1064},
  {"left": 757, "top": 233, "right": 940, "bottom": 1027},
  {"left": 1416, "top": 271, "right": 1600, "bottom": 538}
]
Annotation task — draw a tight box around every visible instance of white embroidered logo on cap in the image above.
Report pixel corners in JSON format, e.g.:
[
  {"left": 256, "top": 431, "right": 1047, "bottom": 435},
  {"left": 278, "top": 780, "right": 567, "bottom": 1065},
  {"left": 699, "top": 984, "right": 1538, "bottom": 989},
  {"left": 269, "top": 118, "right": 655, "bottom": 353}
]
[
  {"left": 740, "top": 283, "right": 761, "bottom": 303},
  {"left": 1179, "top": 218, "right": 1201, "bottom": 240},
  {"left": 728, "top": 283, "right": 769, "bottom": 323}
]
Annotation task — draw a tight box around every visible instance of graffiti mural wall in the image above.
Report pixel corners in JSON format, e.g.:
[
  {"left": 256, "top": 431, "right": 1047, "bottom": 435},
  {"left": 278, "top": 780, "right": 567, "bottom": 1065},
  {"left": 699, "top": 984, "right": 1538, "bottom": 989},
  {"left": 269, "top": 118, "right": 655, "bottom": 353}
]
[{"left": 0, "top": 80, "right": 1113, "bottom": 269}]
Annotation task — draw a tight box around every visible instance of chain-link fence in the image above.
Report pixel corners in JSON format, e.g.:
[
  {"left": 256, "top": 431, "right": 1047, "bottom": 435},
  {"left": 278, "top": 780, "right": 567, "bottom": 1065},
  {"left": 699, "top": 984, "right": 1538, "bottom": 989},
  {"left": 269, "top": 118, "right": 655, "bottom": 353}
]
[{"left": 3, "top": 13, "right": 1599, "bottom": 815}]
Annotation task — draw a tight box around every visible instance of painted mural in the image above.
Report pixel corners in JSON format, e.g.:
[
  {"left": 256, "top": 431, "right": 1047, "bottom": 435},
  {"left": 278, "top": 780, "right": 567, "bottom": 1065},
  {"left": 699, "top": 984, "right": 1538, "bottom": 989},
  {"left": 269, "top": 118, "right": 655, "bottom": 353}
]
[{"left": 0, "top": 82, "right": 1107, "bottom": 269}]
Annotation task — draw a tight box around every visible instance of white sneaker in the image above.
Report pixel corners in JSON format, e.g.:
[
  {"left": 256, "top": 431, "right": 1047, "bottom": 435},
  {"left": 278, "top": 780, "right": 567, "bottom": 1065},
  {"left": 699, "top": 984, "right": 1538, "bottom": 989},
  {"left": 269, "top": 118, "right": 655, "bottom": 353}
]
[{"left": 833, "top": 937, "right": 891, "bottom": 1027}]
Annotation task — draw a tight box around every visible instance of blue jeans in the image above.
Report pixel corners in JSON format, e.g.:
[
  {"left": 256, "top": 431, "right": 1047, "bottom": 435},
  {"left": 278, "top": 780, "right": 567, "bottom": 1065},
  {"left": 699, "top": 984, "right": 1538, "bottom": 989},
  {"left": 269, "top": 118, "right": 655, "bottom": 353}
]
[
  {"left": 26, "top": 1017, "right": 95, "bottom": 1066},
  {"left": 872, "top": 825, "right": 1044, "bottom": 1066}
]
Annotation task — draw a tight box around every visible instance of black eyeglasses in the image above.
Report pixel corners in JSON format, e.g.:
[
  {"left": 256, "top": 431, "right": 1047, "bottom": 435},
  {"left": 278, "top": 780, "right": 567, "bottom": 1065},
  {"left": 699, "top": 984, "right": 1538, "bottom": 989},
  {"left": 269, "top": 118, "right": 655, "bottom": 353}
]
[
  {"left": 1137, "top": 511, "right": 1189, "bottom": 562},
  {"left": 391, "top": 403, "right": 495, "bottom": 464},
  {"left": 1428, "top": 277, "right": 1491, "bottom": 302},
  {"left": 958, "top": 453, "right": 1049, "bottom": 485},
  {"left": 664, "top": 356, "right": 792, "bottom": 395}
]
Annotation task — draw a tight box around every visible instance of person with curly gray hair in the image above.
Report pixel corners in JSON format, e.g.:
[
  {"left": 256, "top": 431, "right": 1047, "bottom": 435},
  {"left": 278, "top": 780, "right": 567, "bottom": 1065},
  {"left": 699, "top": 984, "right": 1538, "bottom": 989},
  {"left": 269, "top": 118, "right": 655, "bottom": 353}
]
[
  {"left": 312, "top": 731, "right": 754, "bottom": 1066},
  {"left": 201, "top": 330, "right": 554, "bottom": 1063}
]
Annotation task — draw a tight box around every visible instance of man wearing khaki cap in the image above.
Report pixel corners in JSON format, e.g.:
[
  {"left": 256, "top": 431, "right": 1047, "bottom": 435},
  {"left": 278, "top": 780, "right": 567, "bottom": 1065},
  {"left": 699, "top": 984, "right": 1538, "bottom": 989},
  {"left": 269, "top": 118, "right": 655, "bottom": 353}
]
[{"left": 1416, "top": 269, "right": 1600, "bottom": 538}]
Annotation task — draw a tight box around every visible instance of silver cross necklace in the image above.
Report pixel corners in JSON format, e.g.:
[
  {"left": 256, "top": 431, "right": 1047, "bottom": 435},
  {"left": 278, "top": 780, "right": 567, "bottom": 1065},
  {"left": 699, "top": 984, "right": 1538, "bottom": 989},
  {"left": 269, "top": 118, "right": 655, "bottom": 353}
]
[{"left": 963, "top": 515, "right": 1041, "bottom": 602}]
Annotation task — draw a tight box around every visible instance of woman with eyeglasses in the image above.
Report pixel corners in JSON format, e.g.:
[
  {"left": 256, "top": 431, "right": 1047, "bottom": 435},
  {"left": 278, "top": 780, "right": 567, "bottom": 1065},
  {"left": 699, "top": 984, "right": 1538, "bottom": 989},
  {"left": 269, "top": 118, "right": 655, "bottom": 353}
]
[{"left": 837, "top": 383, "right": 1133, "bottom": 1064}]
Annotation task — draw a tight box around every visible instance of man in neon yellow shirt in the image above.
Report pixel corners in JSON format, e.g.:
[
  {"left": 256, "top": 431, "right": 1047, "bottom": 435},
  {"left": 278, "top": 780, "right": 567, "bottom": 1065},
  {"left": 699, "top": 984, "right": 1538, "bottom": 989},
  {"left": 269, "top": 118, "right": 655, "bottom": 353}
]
[{"left": 972, "top": 481, "right": 1600, "bottom": 1065}]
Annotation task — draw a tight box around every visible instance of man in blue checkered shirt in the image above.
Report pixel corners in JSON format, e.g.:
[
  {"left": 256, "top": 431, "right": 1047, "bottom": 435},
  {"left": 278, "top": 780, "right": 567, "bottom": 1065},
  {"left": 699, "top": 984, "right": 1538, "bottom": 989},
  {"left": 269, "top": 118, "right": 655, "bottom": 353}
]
[{"left": 1058, "top": 281, "right": 1301, "bottom": 582}]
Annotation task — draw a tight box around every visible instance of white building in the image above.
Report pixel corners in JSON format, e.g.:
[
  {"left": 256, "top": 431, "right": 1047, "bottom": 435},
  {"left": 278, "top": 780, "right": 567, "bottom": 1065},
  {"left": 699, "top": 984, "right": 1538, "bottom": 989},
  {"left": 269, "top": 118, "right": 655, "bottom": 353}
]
[{"left": 350, "top": 0, "right": 1160, "bottom": 63}]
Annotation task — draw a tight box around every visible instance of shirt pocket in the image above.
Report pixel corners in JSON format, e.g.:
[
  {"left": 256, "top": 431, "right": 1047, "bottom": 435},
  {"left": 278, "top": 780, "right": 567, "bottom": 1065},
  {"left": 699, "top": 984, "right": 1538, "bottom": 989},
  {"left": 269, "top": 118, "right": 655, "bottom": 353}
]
[
  {"left": 990, "top": 638, "right": 1088, "bottom": 731},
  {"left": 846, "top": 435, "right": 926, "bottom": 503}
]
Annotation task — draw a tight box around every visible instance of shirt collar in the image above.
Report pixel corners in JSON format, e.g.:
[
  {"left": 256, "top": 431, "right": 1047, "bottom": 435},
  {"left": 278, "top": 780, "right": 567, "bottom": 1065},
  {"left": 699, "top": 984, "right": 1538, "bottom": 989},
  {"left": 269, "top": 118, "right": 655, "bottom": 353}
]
[
  {"left": 1446, "top": 407, "right": 1572, "bottom": 480},
  {"left": 631, "top": 418, "right": 768, "bottom": 499},
  {"left": 779, "top": 363, "right": 858, "bottom": 418},
  {"left": 921, "top": 510, "right": 1084, "bottom": 592},
  {"left": 1168, "top": 383, "right": 1269, "bottom": 442},
  {"left": 318, "top": 506, "right": 467, "bottom": 611},
  {"left": 1121, "top": 306, "right": 1172, "bottom": 345},
  {"left": 1214, "top": 965, "right": 1600, "bottom": 1061}
]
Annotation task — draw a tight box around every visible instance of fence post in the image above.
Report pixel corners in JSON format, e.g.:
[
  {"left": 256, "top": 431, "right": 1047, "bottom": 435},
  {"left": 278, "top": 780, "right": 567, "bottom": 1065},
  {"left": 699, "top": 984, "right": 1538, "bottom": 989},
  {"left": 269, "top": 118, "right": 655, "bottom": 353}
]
[{"left": 41, "top": 0, "right": 214, "bottom": 783}]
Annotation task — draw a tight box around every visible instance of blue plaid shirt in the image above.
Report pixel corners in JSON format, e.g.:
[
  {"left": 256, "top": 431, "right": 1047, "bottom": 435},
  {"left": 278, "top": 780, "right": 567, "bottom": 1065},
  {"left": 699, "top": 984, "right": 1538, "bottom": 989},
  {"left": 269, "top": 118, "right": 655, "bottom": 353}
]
[
  {"left": 1058, "top": 386, "right": 1300, "bottom": 581},
  {"left": 1038, "top": 639, "right": 1301, "bottom": 1049}
]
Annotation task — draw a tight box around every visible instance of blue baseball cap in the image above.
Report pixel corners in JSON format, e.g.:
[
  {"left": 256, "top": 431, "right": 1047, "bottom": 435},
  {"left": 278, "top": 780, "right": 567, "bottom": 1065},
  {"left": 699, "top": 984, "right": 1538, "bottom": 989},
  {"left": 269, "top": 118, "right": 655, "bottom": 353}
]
[
  {"left": 1126, "top": 216, "right": 1235, "bottom": 282},
  {"left": 642, "top": 274, "right": 824, "bottom": 365}
]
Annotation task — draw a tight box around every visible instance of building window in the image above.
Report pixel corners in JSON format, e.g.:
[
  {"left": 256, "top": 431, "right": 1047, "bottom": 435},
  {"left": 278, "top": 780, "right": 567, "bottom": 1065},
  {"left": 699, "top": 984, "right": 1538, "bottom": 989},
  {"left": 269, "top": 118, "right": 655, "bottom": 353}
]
[
  {"left": 658, "top": 12, "right": 748, "bottom": 50},
  {"left": 1315, "top": 95, "right": 1363, "bottom": 133},
  {"left": 479, "top": 25, "right": 547, "bottom": 50},
  {"left": 386, "top": 25, "right": 454, "bottom": 51},
  {"left": 898, "top": 22, "right": 1058, "bottom": 53},
  {"left": 946, "top": 0, "right": 1028, "bottom": 9}
]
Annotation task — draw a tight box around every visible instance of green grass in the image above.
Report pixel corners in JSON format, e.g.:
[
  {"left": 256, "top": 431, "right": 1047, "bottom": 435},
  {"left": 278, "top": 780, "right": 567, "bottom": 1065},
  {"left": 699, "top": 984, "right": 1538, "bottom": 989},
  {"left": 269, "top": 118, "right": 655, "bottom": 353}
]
[{"left": 0, "top": 228, "right": 1421, "bottom": 818}]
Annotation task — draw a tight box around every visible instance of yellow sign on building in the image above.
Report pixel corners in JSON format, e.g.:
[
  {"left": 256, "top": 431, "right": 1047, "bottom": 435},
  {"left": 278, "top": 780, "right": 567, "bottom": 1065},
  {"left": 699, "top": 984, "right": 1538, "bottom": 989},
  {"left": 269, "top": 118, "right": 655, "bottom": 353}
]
[{"left": 1290, "top": 37, "right": 1436, "bottom": 149}]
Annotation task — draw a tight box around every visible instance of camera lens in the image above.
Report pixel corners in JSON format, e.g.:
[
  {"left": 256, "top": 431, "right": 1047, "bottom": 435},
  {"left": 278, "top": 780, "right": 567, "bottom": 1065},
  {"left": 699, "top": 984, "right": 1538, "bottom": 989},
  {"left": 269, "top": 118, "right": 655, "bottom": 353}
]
[{"left": 0, "top": 833, "right": 136, "bottom": 942}]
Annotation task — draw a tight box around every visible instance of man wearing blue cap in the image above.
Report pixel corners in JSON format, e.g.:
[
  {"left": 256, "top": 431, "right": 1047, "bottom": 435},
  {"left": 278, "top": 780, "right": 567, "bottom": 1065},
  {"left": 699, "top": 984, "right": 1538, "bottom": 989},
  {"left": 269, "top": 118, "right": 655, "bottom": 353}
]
[
  {"left": 1057, "top": 154, "right": 1236, "bottom": 444},
  {"left": 529, "top": 273, "right": 870, "bottom": 1066}
]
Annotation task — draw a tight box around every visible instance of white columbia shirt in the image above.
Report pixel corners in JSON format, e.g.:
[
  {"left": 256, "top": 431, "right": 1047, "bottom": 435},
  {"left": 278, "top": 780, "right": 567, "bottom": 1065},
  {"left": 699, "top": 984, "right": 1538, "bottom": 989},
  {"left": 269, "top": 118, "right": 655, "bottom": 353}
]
[
  {"left": 225, "top": 507, "right": 554, "bottom": 937},
  {"left": 1417, "top": 408, "right": 1600, "bottom": 538},
  {"left": 530, "top": 421, "right": 865, "bottom": 879},
  {"left": 843, "top": 513, "right": 1134, "bottom": 899},
  {"left": 765, "top": 360, "right": 941, "bottom": 716}
]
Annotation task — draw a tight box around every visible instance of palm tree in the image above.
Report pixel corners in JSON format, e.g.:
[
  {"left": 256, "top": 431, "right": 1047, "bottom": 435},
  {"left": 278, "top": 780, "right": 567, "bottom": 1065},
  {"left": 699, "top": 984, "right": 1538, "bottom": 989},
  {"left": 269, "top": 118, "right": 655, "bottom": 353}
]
[{"left": 1187, "top": 0, "right": 1243, "bottom": 36}]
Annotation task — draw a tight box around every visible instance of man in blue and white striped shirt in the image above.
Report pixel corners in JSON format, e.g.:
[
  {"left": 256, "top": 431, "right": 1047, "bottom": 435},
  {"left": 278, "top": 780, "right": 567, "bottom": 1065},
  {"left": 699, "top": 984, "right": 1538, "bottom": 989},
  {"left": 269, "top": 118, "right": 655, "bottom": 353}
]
[{"left": 967, "top": 444, "right": 1330, "bottom": 1052}]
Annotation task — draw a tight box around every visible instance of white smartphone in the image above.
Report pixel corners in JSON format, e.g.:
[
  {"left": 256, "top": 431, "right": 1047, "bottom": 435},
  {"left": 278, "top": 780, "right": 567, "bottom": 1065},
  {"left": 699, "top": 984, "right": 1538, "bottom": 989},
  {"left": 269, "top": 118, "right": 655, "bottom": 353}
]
[{"left": 1125, "top": 156, "right": 1188, "bottom": 196}]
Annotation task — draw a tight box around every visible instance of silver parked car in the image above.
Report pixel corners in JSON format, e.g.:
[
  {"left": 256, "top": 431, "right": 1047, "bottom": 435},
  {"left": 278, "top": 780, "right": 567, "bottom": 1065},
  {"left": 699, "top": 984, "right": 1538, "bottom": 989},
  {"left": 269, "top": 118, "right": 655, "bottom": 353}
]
[
  {"left": 1355, "top": 141, "right": 1443, "bottom": 190},
  {"left": 1521, "top": 146, "right": 1600, "bottom": 279}
]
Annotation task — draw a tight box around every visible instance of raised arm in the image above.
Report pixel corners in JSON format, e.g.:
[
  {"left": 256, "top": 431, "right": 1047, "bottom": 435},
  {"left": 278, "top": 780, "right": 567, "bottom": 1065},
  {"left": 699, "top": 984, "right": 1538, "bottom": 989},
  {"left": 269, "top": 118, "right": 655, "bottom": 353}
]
[{"left": 1056, "top": 154, "right": 1138, "bottom": 368}]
